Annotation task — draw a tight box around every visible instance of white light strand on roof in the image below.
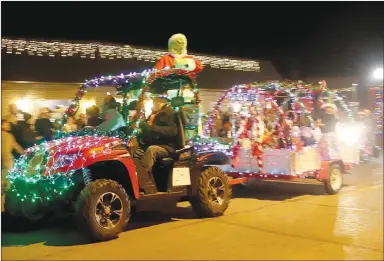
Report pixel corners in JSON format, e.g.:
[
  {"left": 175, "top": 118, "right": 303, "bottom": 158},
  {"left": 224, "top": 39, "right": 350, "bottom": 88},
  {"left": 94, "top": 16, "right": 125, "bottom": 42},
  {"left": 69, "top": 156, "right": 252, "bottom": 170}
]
[{"left": 1, "top": 38, "right": 260, "bottom": 72}]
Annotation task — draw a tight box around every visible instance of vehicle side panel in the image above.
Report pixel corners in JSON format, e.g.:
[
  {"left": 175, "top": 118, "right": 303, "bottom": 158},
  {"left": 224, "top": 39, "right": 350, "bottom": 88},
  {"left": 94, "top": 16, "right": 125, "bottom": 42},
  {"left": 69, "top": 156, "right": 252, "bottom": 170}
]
[
  {"left": 81, "top": 149, "right": 140, "bottom": 199},
  {"left": 188, "top": 150, "right": 231, "bottom": 195},
  {"left": 116, "top": 156, "right": 140, "bottom": 199},
  {"left": 196, "top": 151, "right": 230, "bottom": 166}
]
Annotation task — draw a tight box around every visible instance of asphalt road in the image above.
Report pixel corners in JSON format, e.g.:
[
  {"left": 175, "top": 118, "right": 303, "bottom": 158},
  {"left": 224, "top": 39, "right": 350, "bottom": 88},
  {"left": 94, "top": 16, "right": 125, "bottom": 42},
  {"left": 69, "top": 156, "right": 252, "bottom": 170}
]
[{"left": 2, "top": 160, "right": 383, "bottom": 260}]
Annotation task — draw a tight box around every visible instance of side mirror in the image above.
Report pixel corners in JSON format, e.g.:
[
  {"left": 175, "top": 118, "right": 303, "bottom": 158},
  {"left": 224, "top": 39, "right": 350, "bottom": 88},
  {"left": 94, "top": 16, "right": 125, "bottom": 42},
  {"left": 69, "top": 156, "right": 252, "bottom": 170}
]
[{"left": 171, "top": 96, "right": 185, "bottom": 108}]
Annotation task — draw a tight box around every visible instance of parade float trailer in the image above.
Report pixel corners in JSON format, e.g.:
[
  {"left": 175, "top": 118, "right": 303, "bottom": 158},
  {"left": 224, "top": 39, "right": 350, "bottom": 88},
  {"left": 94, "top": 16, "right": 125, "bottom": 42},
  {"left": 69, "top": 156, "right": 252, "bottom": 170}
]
[
  {"left": 202, "top": 80, "right": 363, "bottom": 194},
  {"left": 4, "top": 68, "right": 247, "bottom": 242}
]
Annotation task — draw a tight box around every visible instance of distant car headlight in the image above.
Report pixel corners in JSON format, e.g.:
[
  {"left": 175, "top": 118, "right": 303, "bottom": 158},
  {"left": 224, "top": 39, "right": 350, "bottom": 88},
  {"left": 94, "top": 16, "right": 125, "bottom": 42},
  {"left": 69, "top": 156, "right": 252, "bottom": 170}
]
[{"left": 52, "top": 154, "right": 79, "bottom": 169}]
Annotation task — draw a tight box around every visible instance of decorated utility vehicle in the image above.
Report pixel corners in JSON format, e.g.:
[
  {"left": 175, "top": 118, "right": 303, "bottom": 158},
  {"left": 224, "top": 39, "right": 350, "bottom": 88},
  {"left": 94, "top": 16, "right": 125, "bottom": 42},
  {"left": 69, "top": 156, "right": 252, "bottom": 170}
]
[{"left": 4, "top": 68, "right": 240, "bottom": 242}]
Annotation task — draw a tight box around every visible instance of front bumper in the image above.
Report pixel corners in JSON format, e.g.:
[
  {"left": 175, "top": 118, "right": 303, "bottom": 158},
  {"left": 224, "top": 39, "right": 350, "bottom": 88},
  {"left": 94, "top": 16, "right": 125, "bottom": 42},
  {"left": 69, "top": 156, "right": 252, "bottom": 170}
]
[{"left": 7, "top": 172, "right": 78, "bottom": 208}]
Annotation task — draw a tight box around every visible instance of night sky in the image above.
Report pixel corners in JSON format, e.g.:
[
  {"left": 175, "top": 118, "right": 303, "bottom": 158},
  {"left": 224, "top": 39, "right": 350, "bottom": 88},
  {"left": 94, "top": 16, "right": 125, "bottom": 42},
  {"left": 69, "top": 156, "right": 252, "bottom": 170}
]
[{"left": 2, "top": 1, "right": 383, "bottom": 79}]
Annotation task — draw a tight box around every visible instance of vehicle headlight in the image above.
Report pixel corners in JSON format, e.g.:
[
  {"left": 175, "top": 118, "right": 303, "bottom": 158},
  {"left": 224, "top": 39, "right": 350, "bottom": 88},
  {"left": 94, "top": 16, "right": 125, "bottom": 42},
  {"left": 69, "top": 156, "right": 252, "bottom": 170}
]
[
  {"left": 336, "top": 123, "right": 363, "bottom": 145},
  {"left": 26, "top": 151, "right": 47, "bottom": 175},
  {"left": 52, "top": 154, "right": 79, "bottom": 169}
]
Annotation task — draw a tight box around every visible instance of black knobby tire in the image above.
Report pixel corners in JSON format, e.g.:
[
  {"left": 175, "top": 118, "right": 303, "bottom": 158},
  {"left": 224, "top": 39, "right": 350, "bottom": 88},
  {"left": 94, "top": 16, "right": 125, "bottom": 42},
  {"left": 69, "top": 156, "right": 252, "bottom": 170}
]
[
  {"left": 323, "top": 163, "right": 343, "bottom": 195},
  {"left": 75, "top": 179, "right": 130, "bottom": 242},
  {"left": 189, "top": 167, "right": 232, "bottom": 218}
]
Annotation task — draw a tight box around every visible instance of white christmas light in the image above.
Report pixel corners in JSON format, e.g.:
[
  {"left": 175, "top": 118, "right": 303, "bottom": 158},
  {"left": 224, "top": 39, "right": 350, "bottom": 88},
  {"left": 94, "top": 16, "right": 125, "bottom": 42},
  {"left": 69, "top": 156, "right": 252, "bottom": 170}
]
[{"left": 1, "top": 38, "right": 261, "bottom": 72}]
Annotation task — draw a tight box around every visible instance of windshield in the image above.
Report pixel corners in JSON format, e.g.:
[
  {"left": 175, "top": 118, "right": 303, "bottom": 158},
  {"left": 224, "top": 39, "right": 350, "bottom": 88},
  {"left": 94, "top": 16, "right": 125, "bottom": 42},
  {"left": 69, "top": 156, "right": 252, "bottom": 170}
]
[
  {"left": 60, "top": 68, "right": 197, "bottom": 130},
  {"left": 83, "top": 68, "right": 196, "bottom": 93}
]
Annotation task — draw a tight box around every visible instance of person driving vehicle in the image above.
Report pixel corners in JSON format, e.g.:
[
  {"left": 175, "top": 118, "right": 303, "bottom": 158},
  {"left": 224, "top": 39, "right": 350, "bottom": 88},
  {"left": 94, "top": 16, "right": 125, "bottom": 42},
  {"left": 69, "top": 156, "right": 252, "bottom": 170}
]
[{"left": 133, "top": 96, "right": 178, "bottom": 179}]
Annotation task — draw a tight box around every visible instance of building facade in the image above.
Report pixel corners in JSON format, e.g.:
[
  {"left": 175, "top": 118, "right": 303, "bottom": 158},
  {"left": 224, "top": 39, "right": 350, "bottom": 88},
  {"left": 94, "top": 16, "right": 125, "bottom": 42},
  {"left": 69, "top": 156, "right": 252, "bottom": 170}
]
[{"left": 1, "top": 38, "right": 282, "bottom": 116}]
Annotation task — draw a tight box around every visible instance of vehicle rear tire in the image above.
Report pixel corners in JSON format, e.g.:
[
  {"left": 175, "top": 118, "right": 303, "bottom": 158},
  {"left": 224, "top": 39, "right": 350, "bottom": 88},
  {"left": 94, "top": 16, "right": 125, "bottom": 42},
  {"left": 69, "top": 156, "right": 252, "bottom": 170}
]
[
  {"left": 323, "top": 163, "right": 343, "bottom": 195},
  {"left": 189, "top": 167, "right": 232, "bottom": 218},
  {"left": 75, "top": 179, "right": 130, "bottom": 242}
]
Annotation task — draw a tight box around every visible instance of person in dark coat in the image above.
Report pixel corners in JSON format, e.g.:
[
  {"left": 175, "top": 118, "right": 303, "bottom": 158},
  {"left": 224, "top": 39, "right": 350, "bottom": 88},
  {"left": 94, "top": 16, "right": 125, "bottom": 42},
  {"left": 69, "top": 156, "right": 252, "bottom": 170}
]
[
  {"left": 13, "top": 113, "right": 42, "bottom": 149},
  {"left": 133, "top": 96, "right": 178, "bottom": 173},
  {"left": 35, "top": 108, "right": 55, "bottom": 142}
]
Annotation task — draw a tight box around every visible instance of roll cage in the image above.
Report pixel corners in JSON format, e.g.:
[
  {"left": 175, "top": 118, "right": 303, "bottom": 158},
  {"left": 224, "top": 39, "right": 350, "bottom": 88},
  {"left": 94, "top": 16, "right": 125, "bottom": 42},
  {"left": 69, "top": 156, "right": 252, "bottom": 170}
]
[{"left": 62, "top": 68, "right": 199, "bottom": 125}]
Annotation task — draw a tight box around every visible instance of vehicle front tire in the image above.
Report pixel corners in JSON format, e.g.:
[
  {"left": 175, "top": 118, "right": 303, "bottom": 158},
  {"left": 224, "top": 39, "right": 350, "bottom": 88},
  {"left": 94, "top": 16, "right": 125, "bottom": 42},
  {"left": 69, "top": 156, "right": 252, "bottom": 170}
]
[
  {"left": 189, "top": 167, "right": 232, "bottom": 218},
  {"left": 75, "top": 179, "right": 130, "bottom": 242},
  {"left": 3, "top": 192, "right": 48, "bottom": 231},
  {"left": 323, "top": 163, "right": 343, "bottom": 195}
]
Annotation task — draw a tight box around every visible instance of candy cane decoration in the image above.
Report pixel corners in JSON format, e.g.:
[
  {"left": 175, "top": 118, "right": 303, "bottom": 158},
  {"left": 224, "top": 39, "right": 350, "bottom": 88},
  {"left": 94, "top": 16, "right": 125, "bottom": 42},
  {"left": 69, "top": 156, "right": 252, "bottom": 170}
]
[
  {"left": 271, "top": 100, "right": 290, "bottom": 149},
  {"left": 253, "top": 115, "right": 264, "bottom": 170}
]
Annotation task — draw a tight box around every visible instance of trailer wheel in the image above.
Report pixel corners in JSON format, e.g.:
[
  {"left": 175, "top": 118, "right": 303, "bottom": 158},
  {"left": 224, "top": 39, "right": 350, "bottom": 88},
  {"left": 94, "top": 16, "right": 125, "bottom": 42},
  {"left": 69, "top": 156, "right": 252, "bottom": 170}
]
[
  {"left": 75, "top": 179, "right": 130, "bottom": 242},
  {"left": 189, "top": 167, "right": 232, "bottom": 217},
  {"left": 323, "top": 163, "right": 343, "bottom": 195}
]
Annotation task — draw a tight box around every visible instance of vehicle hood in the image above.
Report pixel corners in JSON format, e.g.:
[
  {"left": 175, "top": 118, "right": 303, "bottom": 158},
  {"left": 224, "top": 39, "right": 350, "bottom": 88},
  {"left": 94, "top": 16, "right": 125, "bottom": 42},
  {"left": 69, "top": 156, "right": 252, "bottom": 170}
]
[
  {"left": 13, "top": 135, "right": 126, "bottom": 177},
  {"left": 24, "top": 135, "right": 123, "bottom": 156}
]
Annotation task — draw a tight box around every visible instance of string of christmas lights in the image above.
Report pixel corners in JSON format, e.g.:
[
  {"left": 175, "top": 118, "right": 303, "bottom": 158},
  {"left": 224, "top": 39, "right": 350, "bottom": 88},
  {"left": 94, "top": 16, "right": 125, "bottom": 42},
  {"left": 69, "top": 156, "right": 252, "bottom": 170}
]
[
  {"left": 7, "top": 135, "right": 122, "bottom": 203},
  {"left": 58, "top": 67, "right": 197, "bottom": 128},
  {"left": 7, "top": 68, "right": 197, "bottom": 204},
  {"left": 1, "top": 38, "right": 260, "bottom": 71}
]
